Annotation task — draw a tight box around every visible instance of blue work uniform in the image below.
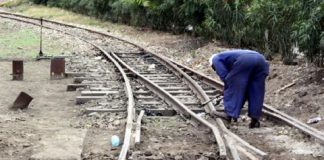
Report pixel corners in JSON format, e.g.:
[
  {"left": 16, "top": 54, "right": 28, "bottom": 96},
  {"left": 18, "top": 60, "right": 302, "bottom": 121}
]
[{"left": 211, "top": 50, "right": 269, "bottom": 119}]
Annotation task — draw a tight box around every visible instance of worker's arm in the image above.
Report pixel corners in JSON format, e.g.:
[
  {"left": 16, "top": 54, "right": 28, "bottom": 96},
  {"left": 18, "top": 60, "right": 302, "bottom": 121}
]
[{"left": 213, "top": 56, "right": 229, "bottom": 82}]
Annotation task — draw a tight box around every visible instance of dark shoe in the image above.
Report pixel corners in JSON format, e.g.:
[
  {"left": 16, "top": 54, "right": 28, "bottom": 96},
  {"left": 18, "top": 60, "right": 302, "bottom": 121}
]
[
  {"left": 249, "top": 118, "right": 260, "bottom": 128},
  {"left": 214, "top": 111, "right": 238, "bottom": 123},
  {"left": 214, "top": 111, "right": 230, "bottom": 120}
]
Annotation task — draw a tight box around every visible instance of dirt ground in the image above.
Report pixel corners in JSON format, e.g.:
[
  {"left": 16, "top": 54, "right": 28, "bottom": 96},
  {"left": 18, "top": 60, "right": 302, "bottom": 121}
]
[
  {"left": 0, "top": 60, "right": 83, "bottom": 159},
  {"left": 133, "top": 117, "right": 218, "bottom": 160},
  {"left": 0, "top": 59, "right": 125, "bottom": 160},
  {"left": 0, "top": 17, "right": 91, "bottom": 60},
  {"left": 0, "top": 17, "right": 123, "bottom": 159},
  {"left": 265, "top": 64, "right": 324, "bottom": 131}
]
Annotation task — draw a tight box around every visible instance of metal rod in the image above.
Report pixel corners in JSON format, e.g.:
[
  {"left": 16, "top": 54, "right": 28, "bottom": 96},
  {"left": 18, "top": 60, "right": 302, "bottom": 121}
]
[
  {"left": 39, "top": 17, "right": 43, "bottom": 57},
  {"left": 199, "top": 95, "right": 222, "bottom": 107}
]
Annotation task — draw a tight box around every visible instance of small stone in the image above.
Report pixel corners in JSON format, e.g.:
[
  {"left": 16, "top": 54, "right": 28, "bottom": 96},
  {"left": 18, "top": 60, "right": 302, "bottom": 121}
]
[
  {"left": 150, "top": 137, "right": 159, "bottom": 143},
  {"left": 151, "top": 155, "right": 164, "bottom": 160},
  {"left": 108, "top": 117, "right": 115, "bottom": 122},
  {"left": 131, "top": 151, "right": 141, "bottom": 157},
  {"left": 197, "top": 156, "right": 209, "bottom": 160},
  {"left": 22, "top": 143, "right": 31, "bottom": 148},
  {"left": 141, "top": 126, "right": 148, "bottom": 131},
  {"left": 148, "top": 64, "right": 156, "bottom": 71},
  {"left": 298, "top": 91, "right": 307, "bottom": 97},
  {"left": 113, "top": 120, "right": 120, "bottom": 126},
  {"left": 174, "top": 155, "right": 182, "bottom": 160},
  {"left": 203, "top": 151, "right": 215, "bottom": 157},
  {"left": 144, "top": 150, "right": 153, "bottom": 156},
  {"left": 88, "top": 112, "right": 100, "bottom": 119}
]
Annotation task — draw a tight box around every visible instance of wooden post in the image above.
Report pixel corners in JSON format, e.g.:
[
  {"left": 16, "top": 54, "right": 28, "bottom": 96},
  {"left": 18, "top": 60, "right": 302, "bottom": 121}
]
[
  {"left": 50, "top": 57, "right": 65, "bottom": 80},
  {"left": 12, "top": 60, "right": 23, "bottom": 80}
]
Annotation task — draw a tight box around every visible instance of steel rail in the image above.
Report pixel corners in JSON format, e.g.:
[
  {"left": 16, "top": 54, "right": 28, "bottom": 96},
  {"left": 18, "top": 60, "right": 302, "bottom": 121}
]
[
  {"left": 135, "top": 48, "right": 243, "bottom": 159},
  {"left": 264, "top": 104, "right": 324, "bottom": 136},
  {"left": 0, "top": 13, "right": 216, "bottom": 118},
  {"left": 0, "top": 11, "right": 290, "bottom": 158},
  {"left": 144, "top": 53, "right": 249, "bottom": 159},
  {"left": 0, "top": 12, "right": 260, "bottom": 159},
  {"left": 110, "top": 52, "right": 227, "bottom": 159},
  {"left": 167, "top": 58, "right": 324, "bottom": 144},
  {"left": 152, "top": 53, "right": 268, "bottom": 159},
  {"left": 215, "top": 118, "right": 267, "bottom": 159},
  {"left": 0, "top": 12, "right": 231, "bottom": 159},
  {"left": 0, "top": 14, "right": 135, "bottom": 160},
  {"left": 0, "top": 11, "right": 141, "bottom": 49},
  {"left": 139, "top": 52, "right": 217, "bottom": 114},
  {"left": 5, "top": 9, "right": 323, "bottom": 152},
  {"left": 0, "top": 11, "right": 233, "bottom": 158},
  {"left": 0, "top": 12, "right": 216, "bottom": 116}
]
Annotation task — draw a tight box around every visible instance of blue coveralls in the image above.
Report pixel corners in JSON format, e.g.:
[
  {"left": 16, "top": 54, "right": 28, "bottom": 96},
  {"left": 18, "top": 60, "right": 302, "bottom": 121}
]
[{"left": 211, "top": 50, "right": 269, "bottom": 119}]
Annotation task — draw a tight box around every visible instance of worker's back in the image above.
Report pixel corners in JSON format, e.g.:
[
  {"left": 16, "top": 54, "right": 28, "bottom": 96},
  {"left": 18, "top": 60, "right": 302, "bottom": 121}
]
[{"left": 213, "top": 49, "right": 264, "bottom": 70}]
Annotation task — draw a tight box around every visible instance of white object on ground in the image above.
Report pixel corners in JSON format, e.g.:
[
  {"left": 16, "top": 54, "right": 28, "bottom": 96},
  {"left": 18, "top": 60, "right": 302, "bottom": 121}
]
[
  {"left": 197, "top": 112, "right": 206, "bottom": 118},
  {"left": 111, "top": 135, "right": 120, "bottom": 147},
  {"left": 148, "top": 64, "right": 155, "bottom": 71},
  {"left": 307, "top": 116, "right": 321, "bottom": 124}
]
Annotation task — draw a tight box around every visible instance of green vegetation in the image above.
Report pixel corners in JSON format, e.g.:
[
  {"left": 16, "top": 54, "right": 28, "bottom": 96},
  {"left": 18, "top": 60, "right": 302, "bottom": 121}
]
[
  {"left": 2, "top": 0, "right": 323, "bottom": 66},
  {"left": 0, "top": 0, "right": 27, "bottom": 7},
  {"left": 0, "top": 1, "right": 123, "bottom": 30},
  {"left": 0, "top": 23, "right": 64, "bottom": 58}
]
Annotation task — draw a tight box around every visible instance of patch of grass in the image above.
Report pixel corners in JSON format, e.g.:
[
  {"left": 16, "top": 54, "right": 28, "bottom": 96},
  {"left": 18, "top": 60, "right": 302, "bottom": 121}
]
[
  {"left": 0, "top": 0, "right": 28, "bottom": 7},
  {"left": 1, "top": 0, "right": 117, "bottom": 29},
  {"left": 13, "top": 4, "right": 119, "bottom": 30},
  {"left": 0, "top": 0, "right": 129, "bottom": 58},
  {"left": 190, "top": 51, "right": 197, "bottom": 58},
  {"left": 0, "top": 23, "right": 63, "bottom": 58}
]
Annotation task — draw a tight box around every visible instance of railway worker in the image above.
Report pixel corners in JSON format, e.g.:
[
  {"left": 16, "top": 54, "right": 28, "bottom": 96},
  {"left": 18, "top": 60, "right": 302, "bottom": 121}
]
[{"left": 209, "top": 49, "right": 269, "bottom": 128}]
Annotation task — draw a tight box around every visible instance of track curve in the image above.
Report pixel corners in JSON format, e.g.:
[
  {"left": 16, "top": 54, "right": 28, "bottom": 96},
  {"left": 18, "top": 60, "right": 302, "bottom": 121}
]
[{"left": 1, "top": 11, "right": 323, "bottom": 160}]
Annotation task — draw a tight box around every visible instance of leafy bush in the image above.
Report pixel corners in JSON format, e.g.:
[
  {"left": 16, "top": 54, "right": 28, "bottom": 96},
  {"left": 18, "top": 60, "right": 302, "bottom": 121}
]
[
  {"left": 30, "top": 0, "right": 324, "bottom": 66},
  {"left": 293, "top": 0, "right": 323, "bottom": 66}
]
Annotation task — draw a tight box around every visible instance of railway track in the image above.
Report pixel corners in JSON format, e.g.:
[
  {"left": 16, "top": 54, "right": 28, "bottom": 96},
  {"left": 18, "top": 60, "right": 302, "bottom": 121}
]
[{"left": 0, "top": 11, "right": 323, "bottom": 160}]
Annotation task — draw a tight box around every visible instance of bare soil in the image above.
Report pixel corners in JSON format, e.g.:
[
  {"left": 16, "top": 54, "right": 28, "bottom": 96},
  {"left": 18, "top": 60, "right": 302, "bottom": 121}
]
[
  {"left": 0, "top": 60, "right": 81, "bottom": 159},
  {"left": 133, "top": 117, "right": 218, "bottom": 160},
  {"left": 231, "top": 117, "right": 324, "bottom": 159},
  {"left": 265, "top": 64, "right": 324, "bottom": 131}
]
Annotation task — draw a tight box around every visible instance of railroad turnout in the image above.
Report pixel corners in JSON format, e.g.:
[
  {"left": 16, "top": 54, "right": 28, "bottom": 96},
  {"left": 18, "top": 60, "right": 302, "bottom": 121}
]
[{"left": 0, "top": 9, "right": 323, "bottom": 160}]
